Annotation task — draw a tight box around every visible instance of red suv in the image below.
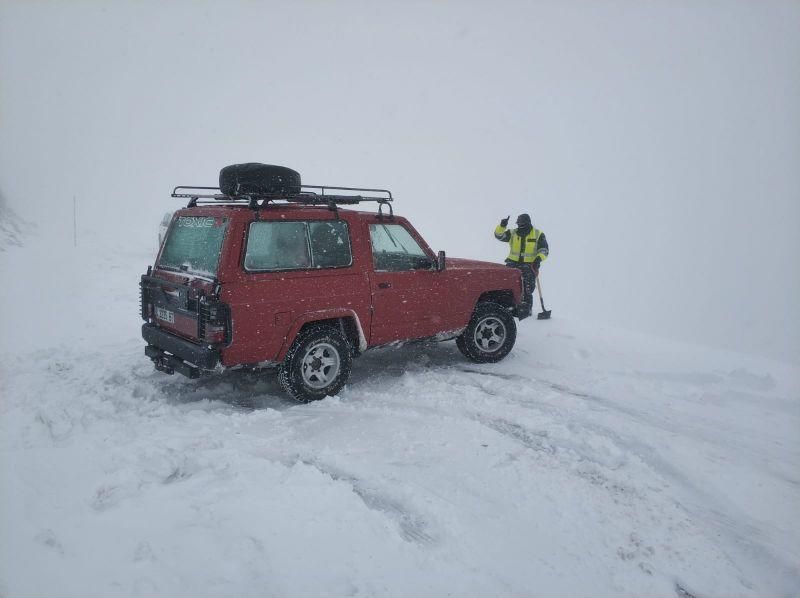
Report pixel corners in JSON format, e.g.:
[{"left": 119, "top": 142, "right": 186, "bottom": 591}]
[{"left": 141, "top": 165, "right": 525, "bottom": 402}]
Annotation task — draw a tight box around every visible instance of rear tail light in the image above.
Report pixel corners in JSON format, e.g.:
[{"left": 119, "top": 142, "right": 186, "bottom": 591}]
[
  {"left": 198, "top": 298, "right": 230, "bottom": 345},
  {"left": 202, "top": 324, "right": 227, "bottom": 344}
]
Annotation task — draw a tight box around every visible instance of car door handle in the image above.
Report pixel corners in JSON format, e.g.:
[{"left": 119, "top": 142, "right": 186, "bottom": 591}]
[{"left": 378, "top": 282, "right": 392, "bottom": 289}]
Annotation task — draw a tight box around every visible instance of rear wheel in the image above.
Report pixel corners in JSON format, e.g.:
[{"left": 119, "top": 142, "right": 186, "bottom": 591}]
[
  {"left": 456, "top": 301, "right": 517, "bottom": 363},
  {"left": 278, "top": 326, "right": 352, "bottom": 402}
]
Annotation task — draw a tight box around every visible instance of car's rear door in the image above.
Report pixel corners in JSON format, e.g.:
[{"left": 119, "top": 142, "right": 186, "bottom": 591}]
[{"left": 143, "top": 212, "right": 230, "bottom": 344}]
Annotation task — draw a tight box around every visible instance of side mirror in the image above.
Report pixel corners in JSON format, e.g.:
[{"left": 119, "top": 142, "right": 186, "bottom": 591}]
[{"left": 436, "top": 250, "right": 446, "bottom": 272}]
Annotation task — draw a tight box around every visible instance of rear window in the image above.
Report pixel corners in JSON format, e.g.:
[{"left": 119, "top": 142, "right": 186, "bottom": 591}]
[{"left": 158, "top": 215, "right": 228, "bottom": 277}]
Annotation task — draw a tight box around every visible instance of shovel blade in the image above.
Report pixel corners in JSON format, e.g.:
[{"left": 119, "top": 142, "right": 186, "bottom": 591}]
[{"left": 537, "top": 310, "right": 552, "bottom": 320}]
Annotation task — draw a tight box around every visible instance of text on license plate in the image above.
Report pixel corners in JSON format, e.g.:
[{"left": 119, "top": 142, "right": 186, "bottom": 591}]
[{"left": 155, "top": 307, "right": 175, "bottom": 324}]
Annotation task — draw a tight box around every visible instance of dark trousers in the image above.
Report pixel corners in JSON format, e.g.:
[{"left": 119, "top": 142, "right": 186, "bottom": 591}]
[{"left": 506, "top": 260, "right": 536, "bottom": 308}]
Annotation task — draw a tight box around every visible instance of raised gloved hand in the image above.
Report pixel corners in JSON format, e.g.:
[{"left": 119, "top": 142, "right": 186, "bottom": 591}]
[{"left": 500, "top": 216, "right": 509, "bottom": 227}]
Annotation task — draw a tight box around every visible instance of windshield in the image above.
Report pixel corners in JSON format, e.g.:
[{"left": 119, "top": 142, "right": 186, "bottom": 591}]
[{"left": 158, "top": 215, "right": 228, "bottom": 277}]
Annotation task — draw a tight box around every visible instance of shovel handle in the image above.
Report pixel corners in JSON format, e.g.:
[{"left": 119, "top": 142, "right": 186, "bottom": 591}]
[{"left": 536, "top": 272, "right": 546, "bottom": 310}]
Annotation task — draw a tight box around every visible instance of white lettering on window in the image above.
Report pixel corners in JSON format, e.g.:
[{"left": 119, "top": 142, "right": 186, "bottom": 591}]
[{"left": 177, "top": 216, "right": 215, "bottom": 228}]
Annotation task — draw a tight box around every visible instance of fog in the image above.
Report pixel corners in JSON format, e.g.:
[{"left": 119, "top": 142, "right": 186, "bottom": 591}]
[{"left": 2, "top": 0, "right": 798, "bottom": 363}]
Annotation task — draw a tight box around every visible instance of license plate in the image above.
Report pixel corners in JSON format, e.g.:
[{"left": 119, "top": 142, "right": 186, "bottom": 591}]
[{"left": 155, "top": 307, "right": 175, "bottom": 324}]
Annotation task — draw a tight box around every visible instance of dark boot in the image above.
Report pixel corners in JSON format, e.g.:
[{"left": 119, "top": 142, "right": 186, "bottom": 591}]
[{"left": 516, "top": 303, "right": 532, "bottom": 320}]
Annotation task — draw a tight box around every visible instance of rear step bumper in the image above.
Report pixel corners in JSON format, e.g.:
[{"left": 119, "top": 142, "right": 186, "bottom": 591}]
[
  {"left": 142, "top": 323, "right": 220, "bottom": 376},
  {"left": 146, "top": 345, "right": 201, "bottom": 378}
]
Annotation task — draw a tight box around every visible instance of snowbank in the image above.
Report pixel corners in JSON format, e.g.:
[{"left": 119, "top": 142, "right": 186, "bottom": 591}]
[{"left": 0, "top": 191, "right": 33, "bottom": 252}]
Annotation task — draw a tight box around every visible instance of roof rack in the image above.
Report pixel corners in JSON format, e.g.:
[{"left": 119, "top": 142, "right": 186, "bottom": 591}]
[{"left": 171, "top": 184, "right": 394, "bottom": 217}]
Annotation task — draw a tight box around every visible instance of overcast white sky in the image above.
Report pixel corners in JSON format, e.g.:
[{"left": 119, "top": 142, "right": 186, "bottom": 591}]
[{"left": 1, "top": 0, "right": 798, "bottom": 363}]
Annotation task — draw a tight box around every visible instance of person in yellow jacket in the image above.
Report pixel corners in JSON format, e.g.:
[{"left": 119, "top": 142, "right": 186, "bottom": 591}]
[{"left": 494, "top": 213, "right": 549, "bottom": 318}]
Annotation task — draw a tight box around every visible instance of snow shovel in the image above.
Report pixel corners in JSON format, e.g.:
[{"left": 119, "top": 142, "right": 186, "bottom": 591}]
[{"left": 536, "top": 273, "right": 551, "bottom": 320}]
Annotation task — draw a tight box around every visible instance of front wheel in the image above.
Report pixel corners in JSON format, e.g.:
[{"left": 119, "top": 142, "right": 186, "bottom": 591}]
[
  {"left": 456, "top": 302, "right": 517, "bottom": 363},
  {"left": 278, "top": 326, "right": 353, "bottom": 402}
]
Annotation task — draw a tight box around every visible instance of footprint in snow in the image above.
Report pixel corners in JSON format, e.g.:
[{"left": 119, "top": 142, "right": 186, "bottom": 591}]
[
  {"left": 574, "top": 348, "right": 591, "bottom": 359},
  {"left": 34, "top": 529, "right": 64, "bottom": 555},
  {"left": 133, "top": 541, "right": 156, "bottom": 563}
]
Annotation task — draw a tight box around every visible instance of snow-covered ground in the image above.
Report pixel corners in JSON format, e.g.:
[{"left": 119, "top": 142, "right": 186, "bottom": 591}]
[
  {"left": 0, "top": 194, "right": 33, "bottom": 254},
  {"left": 1, "top": 241, "right": 798, "bottom": 598}
]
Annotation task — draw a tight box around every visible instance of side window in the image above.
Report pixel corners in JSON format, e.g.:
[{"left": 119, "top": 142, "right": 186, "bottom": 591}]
[
  {"left": 369, "top": 223, "right": 433, "bottom": 272},
  {"left": 245, "top": 222, "right": 310, "bottom": 271},
  {"left": 309, "top": 221, "right": 352, "bottom": 268}
]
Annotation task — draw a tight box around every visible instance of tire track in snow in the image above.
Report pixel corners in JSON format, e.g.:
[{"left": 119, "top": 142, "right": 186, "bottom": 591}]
[
  {"left": 342, "top": 370, "right": 706, "bottom": 590},
  {"left": 12, "top": 336, "right": 796, "bottom": 594},
  {"left": 296, "top": 457, "right": 438, "bottom": 546},
  {"left": 471, "top": 413, "right": 638, "bottom": 499},
  {"left": 452, "top": 367, "right": 800, "bottom": 594},
  {"left": 348, "top": 362, "right": 780, "bottom": 593},
  {"left": 64, "top": 341, "right": 794, "bottom": 593}
]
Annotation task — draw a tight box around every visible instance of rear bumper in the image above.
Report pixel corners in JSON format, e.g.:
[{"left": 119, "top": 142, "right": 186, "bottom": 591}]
[{"left": 142, "top": 323, "right": 220, "bottom": 371}]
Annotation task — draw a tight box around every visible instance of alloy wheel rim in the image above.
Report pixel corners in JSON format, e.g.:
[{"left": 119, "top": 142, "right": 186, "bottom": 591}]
[
  {"left": 301, "top": 342, "right": 341, "bottom": 389},
  {"left": 474, "top": 317, "right": 506, "bottom": 352}
]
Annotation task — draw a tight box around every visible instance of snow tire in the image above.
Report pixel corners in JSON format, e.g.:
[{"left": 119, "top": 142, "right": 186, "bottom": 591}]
[
  {"left": 278, "top": 325, "right": 352, "bottom": 402},
  {"left": 456, "top": 301, "right": 517, "bottom": 363}
]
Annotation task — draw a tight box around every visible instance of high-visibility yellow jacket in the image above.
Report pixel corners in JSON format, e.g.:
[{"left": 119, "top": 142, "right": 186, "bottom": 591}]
[{"left": 494, "top": 224, "right": 549, "bottom": 264}]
